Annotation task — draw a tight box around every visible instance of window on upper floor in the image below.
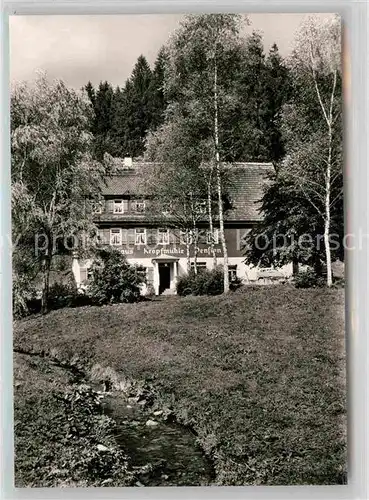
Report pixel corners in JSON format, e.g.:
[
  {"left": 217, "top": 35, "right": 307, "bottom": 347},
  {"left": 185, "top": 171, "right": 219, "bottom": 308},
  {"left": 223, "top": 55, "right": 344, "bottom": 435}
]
[
  {"left": 135, "top": 228, "right": 146, "bottom": 245},
  {"left": 131, "top": 200, "right": 146, "bottom": 213},
  {"left": 198, "top": 200, "right": 207, "bottom": 213},
  {"left": 113, "top": 200, "right": 124, "bottom": 214},
  {"left": 207, "top": 228, "right": 219, "bottom": 245},
  {"left": 179, "top": 229, "right": 193, "bottom": 245},
  {"left": 110, "top": 228, "right": 122, "bottom": 246},
  {"left": 157, "top": 228, "right": 170, "bottom": 245},
  {"left": 92, "top": 200, "right": 103, "bottom": 214},
  {"left": 162, "top": 201, "right": 174, "bottom": 217},
  {"left": 97, "top": 229, "right": 105, "bottom": 244}
]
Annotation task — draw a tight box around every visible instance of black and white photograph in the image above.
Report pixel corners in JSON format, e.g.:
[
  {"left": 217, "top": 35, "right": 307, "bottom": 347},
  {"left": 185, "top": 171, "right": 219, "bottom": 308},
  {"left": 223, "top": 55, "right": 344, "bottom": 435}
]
[{"left": 10, "top": 13, "right": 346, "bottom": 487}]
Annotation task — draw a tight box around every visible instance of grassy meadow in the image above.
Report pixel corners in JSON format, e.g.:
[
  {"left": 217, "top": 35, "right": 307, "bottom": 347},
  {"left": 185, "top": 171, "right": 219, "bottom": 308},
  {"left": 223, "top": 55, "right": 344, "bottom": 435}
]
[{"left": 14, "top": 286, "right": 346, "bottom": 486}]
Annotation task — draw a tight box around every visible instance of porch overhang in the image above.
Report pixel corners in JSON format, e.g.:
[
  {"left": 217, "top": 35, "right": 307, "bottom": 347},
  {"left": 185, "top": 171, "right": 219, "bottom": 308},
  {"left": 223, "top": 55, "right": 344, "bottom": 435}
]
[{"left": 151, "top": 254, "right": 180, "bottom": 264}]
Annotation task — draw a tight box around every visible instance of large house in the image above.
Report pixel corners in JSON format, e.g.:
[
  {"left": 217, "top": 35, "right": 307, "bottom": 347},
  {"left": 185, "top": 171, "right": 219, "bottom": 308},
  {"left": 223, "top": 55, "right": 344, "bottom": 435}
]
[{"left": 72, "top": 158, "right": 292, "bottom": 295}]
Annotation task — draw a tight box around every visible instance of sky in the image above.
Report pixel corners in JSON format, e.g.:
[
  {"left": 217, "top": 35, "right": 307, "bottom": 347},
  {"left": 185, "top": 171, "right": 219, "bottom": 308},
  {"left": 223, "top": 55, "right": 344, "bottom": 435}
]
[{"left": 9, "top": 13, "right": 336, "bottom": 89}]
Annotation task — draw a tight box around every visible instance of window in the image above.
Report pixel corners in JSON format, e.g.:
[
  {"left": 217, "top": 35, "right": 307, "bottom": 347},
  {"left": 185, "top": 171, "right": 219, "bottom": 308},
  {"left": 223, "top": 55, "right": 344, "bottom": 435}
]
[
  {"left": 157, "top": 228, "right": 170, "bottom": 245},
  {"left": 191, "top": 262, "right": 207, "bottom": 272},
  {"left": 179, "top": 230, "right": 188, "bottom": 245},
  {"left": 228, "top": 265, "right": 237, "bottom": 282},
  {"left": 179, "top": 230, "right": 194, "bottom": 245},
  {"left": 135, "top": 228, "right": 146, "bottom": 245},
  {"left": 198, "top": 200, "right": 207, "bottom": 213},
  {"left": 131, "top": 200, "right": 145, "bottom": 213},
  {"left": 207, "top": 228, "right": 219, "bottom": 245},
  {"left": 97, "top": 229, "right": 107, "bottom": 244},
  {"left": 110, "top": 228, "right": 122, "bottom": 246},
  {"left": 113, "top": 200, "right": 124, "bottom": 214},
  {"left": 92, "top": 200, "right": 103, "bottom": 214},
  {"left": 162, "top": 201, "right": 173, "bottom": 216}
]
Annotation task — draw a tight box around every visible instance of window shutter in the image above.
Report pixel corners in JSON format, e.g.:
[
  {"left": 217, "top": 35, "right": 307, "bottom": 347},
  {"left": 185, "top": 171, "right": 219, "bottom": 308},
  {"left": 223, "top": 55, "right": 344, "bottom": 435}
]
[
  {"left": 121, "top": 229, "right": 128, "bottom": 244},
  {"left": 106, "top": 199, "right": 114, "bottom": 213},
  {"left": 98, "top": 229, "right": 107, "bottom": 244},
  {"left": 128, "top": 228, "right": 135, "bottom": 245},
  {"left": 176, "top": 230, "right": 184, "bottom": 245},
  {"left": 169, "top": 230, "right": 176, "bottom": 244},
  {"left": 147, "top": 228, "right": 156, "bottom": 245},
  {"left": 123, "top": 200, "right": 129, "bottom": 212},
  {"left": 147, "top": 267, "right": 154, "bottom": 285}
]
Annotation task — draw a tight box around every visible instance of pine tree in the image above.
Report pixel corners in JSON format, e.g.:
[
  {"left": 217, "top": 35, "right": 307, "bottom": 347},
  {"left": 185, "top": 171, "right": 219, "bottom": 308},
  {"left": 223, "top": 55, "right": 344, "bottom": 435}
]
[
  {"left": 263, "top": 44, "right": 291, "bottom": 163},
  {"left": 85, "top": 81, "right": 116, "bottom": 160},
  {"left": 224, "top": 32, "right": 269, "bottom": 162},
  {"left": 85, "top": 81, "right": 96, "bottom": 110},
  {"left": 149, "top": 46, "right": 169, "bottom": 131},
  {"left": 109, "top": 86, "right": 127, "bottom": 157},
  {"left": 123, "top": 55, "right": 153, "bottom": 157}
]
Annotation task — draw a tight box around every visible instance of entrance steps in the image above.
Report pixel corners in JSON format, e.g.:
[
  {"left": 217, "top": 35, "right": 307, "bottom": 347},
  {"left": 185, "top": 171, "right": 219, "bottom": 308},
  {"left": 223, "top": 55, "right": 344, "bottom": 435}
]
[{"left": 160, "top": 288, "right": 176, "bottom": 296}]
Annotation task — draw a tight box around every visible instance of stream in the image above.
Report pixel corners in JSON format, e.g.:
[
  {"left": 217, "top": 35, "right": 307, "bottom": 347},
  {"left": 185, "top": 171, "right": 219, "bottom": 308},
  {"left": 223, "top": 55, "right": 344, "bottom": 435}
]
[
  {"left": 15, "top": 350, "right": 215, "bottom": 487},
  {"left": 100, "top": 388, "right": 214, "bottom": 486}
]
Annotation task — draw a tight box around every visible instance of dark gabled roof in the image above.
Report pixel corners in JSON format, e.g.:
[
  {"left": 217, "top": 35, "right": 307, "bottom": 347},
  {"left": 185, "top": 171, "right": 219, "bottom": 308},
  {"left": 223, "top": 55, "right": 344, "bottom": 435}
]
[
  {"left": 99, "top": 161, "right": 274, "bottom": 222},
  {"left": 226, "top": 163, "right": 274, "bottom": 221},
  {"left": 100, "top": 173, "right": 142, "bottom": 196},
  {"left": 100, "top": 162, "right": 156, "bottom": 196}
]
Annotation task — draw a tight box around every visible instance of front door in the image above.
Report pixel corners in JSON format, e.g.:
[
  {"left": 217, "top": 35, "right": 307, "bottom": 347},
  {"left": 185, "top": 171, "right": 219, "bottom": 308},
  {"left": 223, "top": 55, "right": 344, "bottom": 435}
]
[{"left": 159, "top": 263, "right": 171, "bottom": 294}]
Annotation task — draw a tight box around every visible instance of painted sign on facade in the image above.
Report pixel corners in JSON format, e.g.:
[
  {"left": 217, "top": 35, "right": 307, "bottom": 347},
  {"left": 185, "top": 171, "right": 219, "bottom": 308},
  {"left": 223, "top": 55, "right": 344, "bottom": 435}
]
[{"left": 97, "top": 228, "right": 251, "bottom": 258}]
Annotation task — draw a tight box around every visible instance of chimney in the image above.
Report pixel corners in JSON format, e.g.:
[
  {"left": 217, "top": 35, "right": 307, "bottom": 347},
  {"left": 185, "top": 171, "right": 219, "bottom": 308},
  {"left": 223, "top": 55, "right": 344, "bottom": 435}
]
[{"left": 123, "top": 157, "right": 132, "bottom": 168}]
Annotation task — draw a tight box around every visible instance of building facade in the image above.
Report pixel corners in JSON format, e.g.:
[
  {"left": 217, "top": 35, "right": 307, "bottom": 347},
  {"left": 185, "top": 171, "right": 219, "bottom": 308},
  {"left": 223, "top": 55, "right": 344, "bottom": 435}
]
[{"left": 72, "top": 160, "right": 292, "bottom": 295}]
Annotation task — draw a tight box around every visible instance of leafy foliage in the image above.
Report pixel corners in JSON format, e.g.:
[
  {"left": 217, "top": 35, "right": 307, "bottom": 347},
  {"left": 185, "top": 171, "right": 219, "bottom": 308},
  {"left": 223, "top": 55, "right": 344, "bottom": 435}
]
[
  {"left": 11, "top": 73, "right": 105, "bottom": 312},
  {"left": 244, "top": 16, "right": 343, "bottom": 280},
  {"left": 176, "top": 267, "right": 241, "bottom": 296},
  {"left": 87, "top": 247, "right": 146, "bottom": 305},
  {"left": 294, "top": 269, "right": 326, "bottom": 288},
  {"left": 47, "top": 282, "right": 90, "bottom": 310},
  {"left": 14, "top": 354, "right": 133, "bottom": 487},
  {"left": 12, "top": 272, "right": 38, "bottom": 319}
]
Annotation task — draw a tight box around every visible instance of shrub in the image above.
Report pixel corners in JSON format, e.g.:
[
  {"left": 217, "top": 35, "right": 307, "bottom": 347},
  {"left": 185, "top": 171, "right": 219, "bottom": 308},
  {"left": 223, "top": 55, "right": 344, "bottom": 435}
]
[
  {"left": 294, "top": 269, "right": 325, "bottom": 288},
  {"left": 177, "top": 267, "right": 241, "bottom": 296},
  {"left": 13, "top": 273, "right": 38, "bottom": 319},
  {"left": 15, "top": 377, "right": 133, "bottom": 487},
  {"left": 87, "top": 247, "right": 146, "bottom": 305},
  {"left": 176, "top": 270, "right": 196, "bottom": 296},
  {"left": 47, "top": 282, "right": 80, "bottom": 310}
]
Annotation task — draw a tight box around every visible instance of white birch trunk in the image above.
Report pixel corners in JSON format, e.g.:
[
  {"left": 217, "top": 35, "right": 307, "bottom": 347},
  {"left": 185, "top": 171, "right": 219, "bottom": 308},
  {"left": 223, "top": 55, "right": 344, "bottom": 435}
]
[
  {"left": 213, "top": 59, "right": 229, "bottom": 293},
  {"left": 193, "top": 228, "right": 198, "bottom": 274},
  {"left": 186, "top": 229, "right": 191, "bottom": 273},
  {"left": 309, "top": 49, "right": 337, "bottom": 287},
  {"left": 324, "top": 126, "right": 333, "bottom": 287},
  {"left": 207, "top": 172, "right": 217, "bottom": 268}
]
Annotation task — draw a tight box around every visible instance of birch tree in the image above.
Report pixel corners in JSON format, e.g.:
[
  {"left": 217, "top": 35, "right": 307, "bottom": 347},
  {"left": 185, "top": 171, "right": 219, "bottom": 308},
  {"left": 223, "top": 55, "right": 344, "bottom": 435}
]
[
  {"left": 163, "top": 14, "right": 248, "bottom": 292},
  {"left": 144, "top": 119, "right": 209, "bottom": 272},
  {"left": 11, "top": 74, "right": 104, "bottom": 313},
  {"left": 284, "top": 15, "right": 342, "bottom": 286}
]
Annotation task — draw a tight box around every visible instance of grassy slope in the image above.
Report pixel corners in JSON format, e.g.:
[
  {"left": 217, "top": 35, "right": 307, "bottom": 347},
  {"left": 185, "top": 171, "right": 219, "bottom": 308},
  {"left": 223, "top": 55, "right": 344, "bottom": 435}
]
[{"left": 14, "top": 286, "right": 346, "bottom": 485}]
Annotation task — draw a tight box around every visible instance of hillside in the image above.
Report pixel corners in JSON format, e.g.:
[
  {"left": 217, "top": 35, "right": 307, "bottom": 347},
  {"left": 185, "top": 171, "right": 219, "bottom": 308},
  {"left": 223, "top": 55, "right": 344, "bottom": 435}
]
[{"left": 14, "top": 286, "right": 346, "bottom": 485}]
